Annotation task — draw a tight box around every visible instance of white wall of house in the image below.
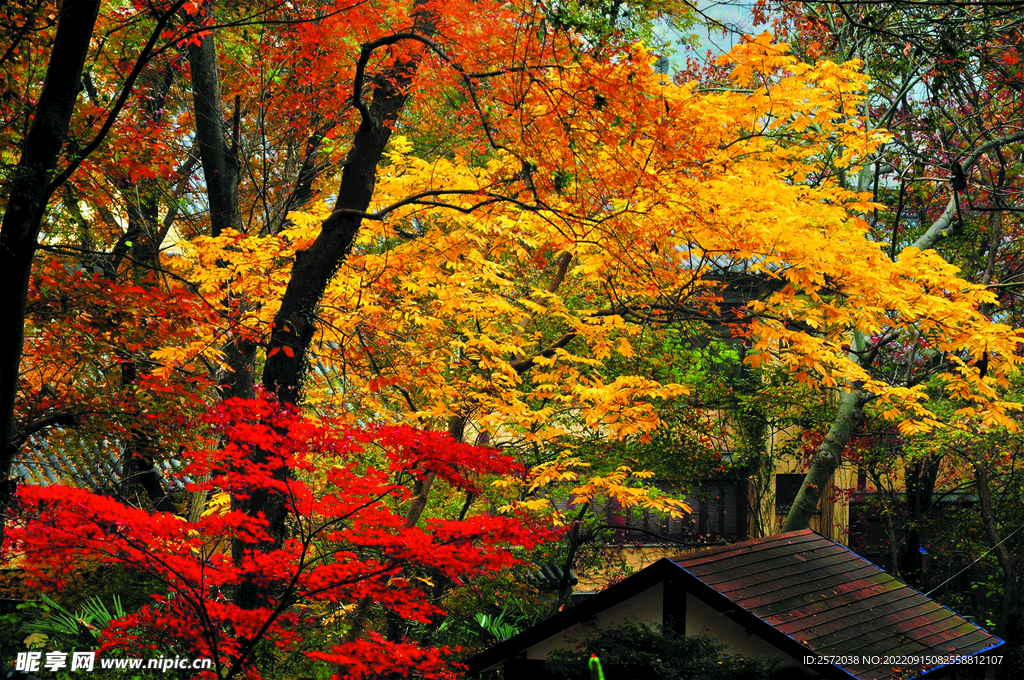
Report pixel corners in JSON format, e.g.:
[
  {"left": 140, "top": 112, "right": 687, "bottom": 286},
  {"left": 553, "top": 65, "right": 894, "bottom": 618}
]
[
  {"left": 519, "top": 580, "right": 813, "bottom": 674},
  {"left": 685, "top": 592, "right": 812, "bottom": 672},
  {"left": 523, "top": 583, "right": 664, "bottom": 660}
]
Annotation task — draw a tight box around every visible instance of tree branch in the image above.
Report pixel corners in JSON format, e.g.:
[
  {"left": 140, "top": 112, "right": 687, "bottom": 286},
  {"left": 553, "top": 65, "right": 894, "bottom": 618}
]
[
  {"left": 912, "top": 130, "right": 1024, "bottom": 251},
  {"left": 41, "top": 0, "right": 191, "bottom": 207}
]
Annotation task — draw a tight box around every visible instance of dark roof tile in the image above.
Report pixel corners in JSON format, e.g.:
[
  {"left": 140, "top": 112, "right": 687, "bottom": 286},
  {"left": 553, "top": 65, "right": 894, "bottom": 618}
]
[{"left": 674, "top": 529, "right": 1002, "bottom": 679}]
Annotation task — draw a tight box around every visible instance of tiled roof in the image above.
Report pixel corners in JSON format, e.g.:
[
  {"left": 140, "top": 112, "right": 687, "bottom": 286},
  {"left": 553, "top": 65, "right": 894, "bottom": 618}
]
[
  {"left": 13, "top": 443, "right": 186, "bottom": 492},
  {"left": 674, "top": 529, "right": 1002, "bottom": 679},
  {"left": 14, "top": 447, "right": 122, "bottom": 489}
]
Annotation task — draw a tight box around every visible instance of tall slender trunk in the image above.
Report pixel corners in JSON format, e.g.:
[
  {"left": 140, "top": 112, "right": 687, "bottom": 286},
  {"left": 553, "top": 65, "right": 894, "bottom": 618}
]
[
  {"left": 117, "top": 155, "right": 177, "bottom": 511},
  {"left": 898, "top": 456, "right": 939, "bottom": 587},
  {"left": 187, "top": 17, "right": 254, "bottom": 401},
  {"left": 188, "top": 12, "right": 240, "bottom": 239},
  {"left": 976, "top": 464, "right": 1023, "bottom": 640},
  {"left": 0, "top": 0, "right": 102, "bottom": 552}
]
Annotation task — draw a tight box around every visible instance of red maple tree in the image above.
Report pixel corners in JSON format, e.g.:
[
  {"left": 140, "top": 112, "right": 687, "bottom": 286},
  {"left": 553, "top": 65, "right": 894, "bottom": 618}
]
[{"left": 4, "top": 394, "right": 546, "bottom": 679}]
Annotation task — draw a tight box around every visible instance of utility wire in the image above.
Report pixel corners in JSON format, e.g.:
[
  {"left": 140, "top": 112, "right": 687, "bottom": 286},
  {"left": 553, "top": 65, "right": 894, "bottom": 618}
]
[{"left": 925, "top": 522, "right": 1024, "bottom": 597}]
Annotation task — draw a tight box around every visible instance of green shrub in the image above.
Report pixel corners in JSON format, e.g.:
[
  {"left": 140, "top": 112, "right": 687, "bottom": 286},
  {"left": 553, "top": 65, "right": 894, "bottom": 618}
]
[{"left": 542, "top": 621, "right": 780, "bottom": 680}]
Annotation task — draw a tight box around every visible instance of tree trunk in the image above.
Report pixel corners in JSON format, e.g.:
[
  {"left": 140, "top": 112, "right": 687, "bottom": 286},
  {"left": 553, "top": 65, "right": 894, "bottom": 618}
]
[
  {"left": 730, "top": 354, "right": 772, "bottom": 538},
  {"left": 119, "top": 358, "right": 176, "bottom": 513},
  {"left": 778, "top": 136, "right": 996, "bottom": 534},
  {"left": 898, "top": 456, "right": 939, "bottom": 587},
  {"left": 188, "top": 17, "right": 240, "bottom": 239},
  {"left": 186, "top": 1, "right": 256, "bottom": 404},
  {"left": 781, "top": 389, "right": 865, "bottom": 532},
  {"left": 229, "top": 4, "right": 437, "bottom": 614},
  {"left": 975, "top": 464, "right": 1022, "bottom": 639},
  {"left": 0, "top": 0, "right": 101, "bottom": 551},
  {"left": 117, "top": 191, "right": 178, "bottom": 511}
]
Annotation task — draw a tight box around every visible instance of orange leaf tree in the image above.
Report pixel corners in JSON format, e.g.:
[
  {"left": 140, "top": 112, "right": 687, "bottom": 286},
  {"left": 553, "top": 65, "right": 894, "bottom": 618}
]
[
  {"left": 174, "top": 33, "right": 1024, "bottom": 527},
  {"left": 4, "top": 0, "right": 1024, "bottom": 669}
]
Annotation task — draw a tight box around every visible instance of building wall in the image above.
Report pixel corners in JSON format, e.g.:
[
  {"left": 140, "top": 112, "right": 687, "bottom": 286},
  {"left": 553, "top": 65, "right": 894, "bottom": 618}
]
[
  {"left": 575, "top": 547, "right": 679, "bottom": 591},
  {"left": 773, "top": 457, "right": 857, "bottom": 545},
  {"left": 685, "top": 592, "right": 813, "bottom": 673},
  {"left": 524, "top": 583, "right": 664, "bottom": 660},
  {"left": 515, "top": 581, "right": 819, "bottom": 677}
]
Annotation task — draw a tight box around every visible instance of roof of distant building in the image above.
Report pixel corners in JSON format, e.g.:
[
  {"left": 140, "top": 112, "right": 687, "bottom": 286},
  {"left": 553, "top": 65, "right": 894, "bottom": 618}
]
[
  {"left": 673, "top": 530, "right": 1000, "bottom": 679},
  {"left": 469, "top": 529, "right": 1003, "bottom": 680}
]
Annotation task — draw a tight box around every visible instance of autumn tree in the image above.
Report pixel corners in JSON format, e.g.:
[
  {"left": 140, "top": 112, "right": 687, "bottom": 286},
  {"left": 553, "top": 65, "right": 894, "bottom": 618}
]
[
  {"left": 7, "top": 394, "right": 547, "bottom": 678},
  {"left": 1, "top": 0, "right": 710, "bottom": 653},
  {"left": 702, "top": 4, "right": 1024, "bottom": 672},
  {"left": 691, "top": 1, "right": 1024, "bottom": 534},
  {"left": 7, "top": 6, "right": 1024, "bottom": 671},
  {"left": 173, "top": 28, "right": 1024, "bottom": 549},
  {"left": 0, "top": 0, "right": 217, "bottom": 548}
]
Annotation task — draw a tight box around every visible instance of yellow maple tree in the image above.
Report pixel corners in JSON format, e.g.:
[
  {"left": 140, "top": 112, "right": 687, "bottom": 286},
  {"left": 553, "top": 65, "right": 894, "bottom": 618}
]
[{"left": 166, "top": 35, "right": 1021, "bottom": 517}]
